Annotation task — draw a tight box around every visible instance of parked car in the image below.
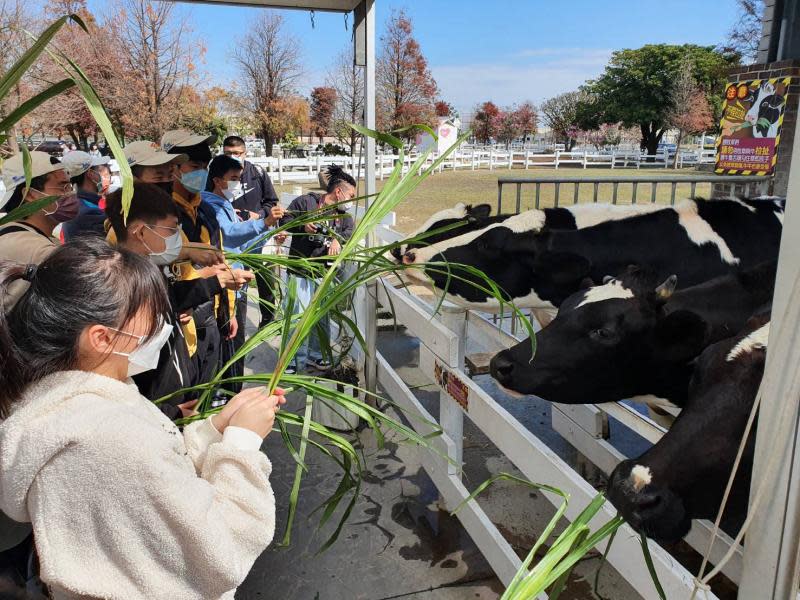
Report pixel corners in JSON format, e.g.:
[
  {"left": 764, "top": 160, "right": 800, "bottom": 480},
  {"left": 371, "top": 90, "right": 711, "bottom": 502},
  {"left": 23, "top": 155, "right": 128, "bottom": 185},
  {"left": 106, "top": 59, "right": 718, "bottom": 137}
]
[
  {"left": 30, "top": 140, "right": 67, "bottom": 157},
  {"left": 657, "top": 142, "right": 677, "bottom": 158}
]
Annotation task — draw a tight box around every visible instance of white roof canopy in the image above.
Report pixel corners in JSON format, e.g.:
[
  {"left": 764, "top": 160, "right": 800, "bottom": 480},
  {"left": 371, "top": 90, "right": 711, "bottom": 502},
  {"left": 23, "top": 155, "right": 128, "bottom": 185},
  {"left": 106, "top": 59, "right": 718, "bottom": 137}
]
[{"left": 165, "top": 0, "right": 360, "bottom": 12}]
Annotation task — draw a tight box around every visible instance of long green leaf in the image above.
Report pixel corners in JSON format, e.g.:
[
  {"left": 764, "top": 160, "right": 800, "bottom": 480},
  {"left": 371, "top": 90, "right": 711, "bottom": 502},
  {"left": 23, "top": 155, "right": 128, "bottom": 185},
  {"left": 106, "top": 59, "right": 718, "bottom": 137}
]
[
  {"left": 349, "top": 122, "right": 403, "bottom": 149},
  {"left": 280, "top": 394, "right": 316, "bottom": 546},
  {"left": 640, "top": 533, "right": 667, "bottom": 600},
  {"left": 0, "top": 14, "right": 86, "bottom": 100},
  {"left": 0, "top": 194, "right": 59, "bottom": 226},
  {"left": 0, "top": 79, "right": 74, "bottom": 133},
  {"left": 49, "top": 50, "right": 133, "bottom": 220}
]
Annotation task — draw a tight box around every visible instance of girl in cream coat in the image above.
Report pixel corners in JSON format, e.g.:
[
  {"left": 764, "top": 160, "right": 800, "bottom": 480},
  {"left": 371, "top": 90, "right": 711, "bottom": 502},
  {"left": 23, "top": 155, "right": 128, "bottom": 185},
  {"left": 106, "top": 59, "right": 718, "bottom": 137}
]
[{"left": 0, "top": 236, "right": 285, "bottom": 599}]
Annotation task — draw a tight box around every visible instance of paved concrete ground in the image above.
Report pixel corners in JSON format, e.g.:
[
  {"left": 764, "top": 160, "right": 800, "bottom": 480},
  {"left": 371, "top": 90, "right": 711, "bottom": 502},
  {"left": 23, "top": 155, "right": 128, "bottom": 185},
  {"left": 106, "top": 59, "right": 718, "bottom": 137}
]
[{"left": 236, "top": 298, "right": 642, "bottom": 600}]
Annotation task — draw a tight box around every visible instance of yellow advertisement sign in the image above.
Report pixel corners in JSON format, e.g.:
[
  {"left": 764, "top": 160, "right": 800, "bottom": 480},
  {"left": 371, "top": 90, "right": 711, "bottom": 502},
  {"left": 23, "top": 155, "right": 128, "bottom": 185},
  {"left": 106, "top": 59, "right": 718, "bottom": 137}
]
[{"left": 715, "top": 77, "right": 792, "bottom": 175}]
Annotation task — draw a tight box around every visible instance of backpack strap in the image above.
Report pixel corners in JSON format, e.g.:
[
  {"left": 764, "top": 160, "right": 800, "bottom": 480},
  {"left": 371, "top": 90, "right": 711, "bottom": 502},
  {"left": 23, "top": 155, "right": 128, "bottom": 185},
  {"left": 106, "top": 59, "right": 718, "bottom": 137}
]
[{"left": 0, "top": 225, "right": 30, "bottom": 237}]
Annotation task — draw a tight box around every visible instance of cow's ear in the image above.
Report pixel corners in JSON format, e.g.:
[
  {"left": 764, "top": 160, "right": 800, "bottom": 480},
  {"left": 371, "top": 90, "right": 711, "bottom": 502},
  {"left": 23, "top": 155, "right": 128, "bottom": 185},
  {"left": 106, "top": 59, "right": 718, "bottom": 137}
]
[
  {"left": 469, "top": 204, "right": 492, "bottom": 219},
  {"left": 653, "top": 310, "right": 709, "bottom": 362},
  {"left": 536, "top": 252, "right": 592, "bottom": 286}
]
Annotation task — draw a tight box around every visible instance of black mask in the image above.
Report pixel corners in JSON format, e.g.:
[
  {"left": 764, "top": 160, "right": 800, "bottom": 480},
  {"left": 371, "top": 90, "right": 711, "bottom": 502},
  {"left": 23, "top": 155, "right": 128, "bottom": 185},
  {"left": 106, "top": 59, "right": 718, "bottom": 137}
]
[{"left": 155, "top": 181, "right": 173, "bottom": 195}]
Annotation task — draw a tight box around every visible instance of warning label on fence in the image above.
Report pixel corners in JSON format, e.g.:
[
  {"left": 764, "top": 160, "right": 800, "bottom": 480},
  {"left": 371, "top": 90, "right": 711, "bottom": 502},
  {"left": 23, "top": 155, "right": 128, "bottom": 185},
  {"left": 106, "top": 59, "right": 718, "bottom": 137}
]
[
  {"left": 715, "top": 77, "right": 792, "bottom": 175},
  {"left": 433, "top": 361, "right": 469, "bottom": 411}
]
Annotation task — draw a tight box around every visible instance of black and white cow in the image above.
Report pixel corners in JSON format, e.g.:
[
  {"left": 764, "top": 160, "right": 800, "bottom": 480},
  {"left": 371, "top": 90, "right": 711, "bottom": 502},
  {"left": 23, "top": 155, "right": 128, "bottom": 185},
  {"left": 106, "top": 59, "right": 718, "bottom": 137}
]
[
  {"left": 489, "top": 260, "right": 777, "bottom": 411},
  {"left": 394, "top": 201, "right": 667, "bottom": 264},
  {"left": 401, "top": 198, "right": 784, "bottom": 318},
  {"left": 607, "top": 314, "right": 770, "bottom": 543},
  {"left": 391, "top": 203, "right": 507, "bottom": 262}
]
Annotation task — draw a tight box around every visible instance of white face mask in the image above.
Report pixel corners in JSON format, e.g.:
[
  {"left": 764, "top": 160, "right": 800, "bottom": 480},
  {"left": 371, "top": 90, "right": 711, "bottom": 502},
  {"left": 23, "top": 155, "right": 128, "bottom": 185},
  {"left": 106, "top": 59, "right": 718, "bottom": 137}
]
[
  {"left": 111, "top": 321, "right": 173, "bottom": 377},
  {"left": 143, "top": 226, "right": 183, "bottom": 266},
  {"left": 222, "top": 180, "right": 243, "bottom": 201}
]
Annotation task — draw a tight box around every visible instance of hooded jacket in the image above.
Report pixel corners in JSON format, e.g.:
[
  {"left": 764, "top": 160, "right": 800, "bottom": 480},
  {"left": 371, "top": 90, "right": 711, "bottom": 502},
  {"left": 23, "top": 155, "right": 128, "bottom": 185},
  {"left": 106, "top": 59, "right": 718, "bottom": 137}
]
[
  {"left": 0, "top": 371, "right": 275, "bottom": 599},
  {"left": 232, "top": 160, "right": 278, "bottom": 219},
  {"left": 201, "top": 190, "right": 271, "bottom": 261}
]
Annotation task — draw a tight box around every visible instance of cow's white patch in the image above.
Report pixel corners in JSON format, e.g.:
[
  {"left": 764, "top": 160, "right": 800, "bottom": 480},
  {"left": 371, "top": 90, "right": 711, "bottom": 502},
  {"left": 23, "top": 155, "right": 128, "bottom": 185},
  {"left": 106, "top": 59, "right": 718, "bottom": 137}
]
[
  {"left": 567, "top": 202, "right": 666, "bottom": 229},
  {"left": 726, "top": 322, "right": 771, "bottom": 362},
  {"left": 630, "top": 465, "right": 652, "bottom": 492},
  {"left": 408, "top": 203, "right": 469, "bottom": 238},
  {"left": 674, "top": 200, "right": 740, "bottom": 265},
  {"left": 727, "top": 198, "right": 757, "bottom": 213},
  {"left": 406, "top": 210, "right": 536, "bottom": 264},
  {"left": 774, "top": 209, "right": 784, "bottom": 226},
  {"left": 576, "top": 279, "right": 634, "bottom": 308}
]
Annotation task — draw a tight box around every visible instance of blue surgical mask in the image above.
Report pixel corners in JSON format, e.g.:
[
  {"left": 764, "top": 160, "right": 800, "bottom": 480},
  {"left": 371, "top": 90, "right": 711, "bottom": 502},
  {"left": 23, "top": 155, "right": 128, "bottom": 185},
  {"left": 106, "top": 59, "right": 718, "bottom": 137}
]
[{"left": 180, "top": 169, "right": 208, "bottom": 194}]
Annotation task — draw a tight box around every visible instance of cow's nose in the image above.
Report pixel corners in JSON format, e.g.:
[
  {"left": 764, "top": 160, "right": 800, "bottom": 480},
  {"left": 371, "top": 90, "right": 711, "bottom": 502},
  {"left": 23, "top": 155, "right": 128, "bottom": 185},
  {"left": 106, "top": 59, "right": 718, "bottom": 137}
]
[
  {"left": 490, "top": 353, "right": 515, "bottom": 383},
  {"left": 402, "top": 251, "right": 416, "bottom": 265}
]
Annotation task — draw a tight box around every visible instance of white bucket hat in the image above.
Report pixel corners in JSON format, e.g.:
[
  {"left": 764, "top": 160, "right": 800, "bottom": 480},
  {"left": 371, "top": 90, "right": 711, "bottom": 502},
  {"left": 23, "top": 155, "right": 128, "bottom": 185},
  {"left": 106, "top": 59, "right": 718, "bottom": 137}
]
[
  {"left": 1, "top": 151, "right": 65, "bottom": 190},
  {"left": 61, "top": 150, "right": 111, "bottom": 178},
  {"left": 160, "top": 129, "right": 216, "bottom": 153},
  {"left": 0, "top": 151, "right": 66, "bottom": 209},
  {"left": 124, "top": 140, "right": 188, "bottom": 167}
]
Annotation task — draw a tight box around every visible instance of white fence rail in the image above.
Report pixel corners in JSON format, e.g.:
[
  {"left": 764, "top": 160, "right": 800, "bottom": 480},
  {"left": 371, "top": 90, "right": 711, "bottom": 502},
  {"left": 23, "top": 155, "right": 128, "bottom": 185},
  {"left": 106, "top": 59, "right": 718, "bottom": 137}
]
[
  {"left": 248, "top": 146, "right": 718, "bottom": 185},
  {"left": 370, "top": 277, "right": 722, "bottom": 597}
]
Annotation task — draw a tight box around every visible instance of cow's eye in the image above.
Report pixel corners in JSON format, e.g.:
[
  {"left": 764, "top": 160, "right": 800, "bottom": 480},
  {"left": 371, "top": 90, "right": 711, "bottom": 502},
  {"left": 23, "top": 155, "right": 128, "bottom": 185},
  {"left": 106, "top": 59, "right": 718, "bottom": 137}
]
[{"left": 590, "top": 328, "right": 613, "bottom": 341}]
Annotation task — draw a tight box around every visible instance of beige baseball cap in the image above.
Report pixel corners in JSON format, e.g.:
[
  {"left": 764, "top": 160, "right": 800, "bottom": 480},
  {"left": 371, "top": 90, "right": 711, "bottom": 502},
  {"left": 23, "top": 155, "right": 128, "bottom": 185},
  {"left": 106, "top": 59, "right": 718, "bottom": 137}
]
[
  {"left": 160, "top": 129, "right": 216, "bottom": 153},
  {"left": 61, "top": 150, "right": 111, "bottom": 178},
  {"left": 124, "top": 140, "right": 188, "bottom": 167},
  {"left": 1, "top": 151, "right": 65, "bottom": 191}
]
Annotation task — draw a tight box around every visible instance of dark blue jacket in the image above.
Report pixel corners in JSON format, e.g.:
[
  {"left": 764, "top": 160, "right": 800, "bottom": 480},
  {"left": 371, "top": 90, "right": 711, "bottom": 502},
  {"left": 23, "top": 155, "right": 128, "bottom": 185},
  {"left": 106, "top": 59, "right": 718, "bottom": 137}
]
[{"left": 62, "top": 190, "right": 105, "bottom": 240}]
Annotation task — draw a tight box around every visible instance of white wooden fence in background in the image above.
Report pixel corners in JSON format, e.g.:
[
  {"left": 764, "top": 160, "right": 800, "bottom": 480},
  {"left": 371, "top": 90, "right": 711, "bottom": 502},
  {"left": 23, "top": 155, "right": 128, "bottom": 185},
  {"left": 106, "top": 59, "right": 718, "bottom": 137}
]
[{"left": 249, "top": 146, "right": 717, "bottom": 185}]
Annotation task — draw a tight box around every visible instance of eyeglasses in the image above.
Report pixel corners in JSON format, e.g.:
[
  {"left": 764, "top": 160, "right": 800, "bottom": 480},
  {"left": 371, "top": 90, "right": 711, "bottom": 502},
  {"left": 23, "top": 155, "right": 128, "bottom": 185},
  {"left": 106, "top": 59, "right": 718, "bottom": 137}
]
[
  {"left": 44, "top": 182, "right": 74, "bottom": 195},
  {"left": 223, "top": 149, "right": 246, "bottom": 158},
  {"left": 145, "top": 224, "right": 181, "bottom": 239}
]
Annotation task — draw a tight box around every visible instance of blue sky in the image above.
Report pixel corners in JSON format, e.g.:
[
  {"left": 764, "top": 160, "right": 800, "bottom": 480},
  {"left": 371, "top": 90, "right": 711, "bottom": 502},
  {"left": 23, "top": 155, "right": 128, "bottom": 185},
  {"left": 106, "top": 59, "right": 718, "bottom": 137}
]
[{"left": 85, "top": 0, "right": 743, "bottom": 116}]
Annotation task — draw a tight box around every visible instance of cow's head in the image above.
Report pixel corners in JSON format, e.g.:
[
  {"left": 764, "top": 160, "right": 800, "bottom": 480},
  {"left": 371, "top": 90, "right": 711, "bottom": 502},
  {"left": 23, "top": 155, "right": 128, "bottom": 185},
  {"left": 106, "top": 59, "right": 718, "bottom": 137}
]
[
  {"left": 389, "top": 203, "right": 494, "bottom": 263},
  {"left": 402, "top": 224, "right": 591, "bottom": 309},
  {"left": 490, "top": 267, "right": 709, "bottom": 402},
  {"left": 607, "top": 316, "right": 768, "bottom": 543}
]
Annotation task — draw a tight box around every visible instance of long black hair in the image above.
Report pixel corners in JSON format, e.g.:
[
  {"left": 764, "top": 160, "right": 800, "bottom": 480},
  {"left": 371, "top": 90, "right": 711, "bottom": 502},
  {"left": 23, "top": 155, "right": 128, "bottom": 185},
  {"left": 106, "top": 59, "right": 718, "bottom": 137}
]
[{"left": 0, "top": 236, "right": 170, "bottom": 417}]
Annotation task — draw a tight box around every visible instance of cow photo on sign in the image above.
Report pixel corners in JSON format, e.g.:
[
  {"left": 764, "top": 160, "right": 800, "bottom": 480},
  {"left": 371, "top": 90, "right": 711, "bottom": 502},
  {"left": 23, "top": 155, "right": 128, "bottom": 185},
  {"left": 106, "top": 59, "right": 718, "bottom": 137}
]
[{"left": 716, "top": 77, "right": 793, "bottom": 175}]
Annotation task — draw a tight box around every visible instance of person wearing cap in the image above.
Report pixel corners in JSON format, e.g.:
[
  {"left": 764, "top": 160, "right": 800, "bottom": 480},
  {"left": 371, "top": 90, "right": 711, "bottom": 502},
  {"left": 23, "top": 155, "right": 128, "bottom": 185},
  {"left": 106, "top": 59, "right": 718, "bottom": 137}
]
[
  {"left": 202, "top": 154, "right": 285, "bottom": 393},
  {"left": 0, "top": 152, "right": 76, "bottom": 311},
  {"left": 162, "top": 129, "right": 235, "bottom": 393},
  {"left": 124, "top": 140, "right": 187, "bottom": 195},
  {"left": 60, "top": 150, "right": 113, "bottom": 241}
]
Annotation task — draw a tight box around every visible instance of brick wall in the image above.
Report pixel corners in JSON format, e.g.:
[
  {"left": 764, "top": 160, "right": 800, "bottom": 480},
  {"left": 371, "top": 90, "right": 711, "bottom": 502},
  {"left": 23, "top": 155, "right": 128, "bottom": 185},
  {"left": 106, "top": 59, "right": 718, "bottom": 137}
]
[{"left": 712, "top": 60, "right": 800, "bottom": 199}]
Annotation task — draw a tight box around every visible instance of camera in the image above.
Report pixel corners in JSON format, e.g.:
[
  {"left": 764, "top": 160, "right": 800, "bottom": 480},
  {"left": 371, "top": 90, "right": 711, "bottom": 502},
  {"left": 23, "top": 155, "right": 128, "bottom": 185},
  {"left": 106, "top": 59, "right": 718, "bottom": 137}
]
[
  {"left": 309, "top": 224, "right": 334, "bottom": 257},
  {"left": 309, "top": 224, "right": 333, "bottom": 248}
]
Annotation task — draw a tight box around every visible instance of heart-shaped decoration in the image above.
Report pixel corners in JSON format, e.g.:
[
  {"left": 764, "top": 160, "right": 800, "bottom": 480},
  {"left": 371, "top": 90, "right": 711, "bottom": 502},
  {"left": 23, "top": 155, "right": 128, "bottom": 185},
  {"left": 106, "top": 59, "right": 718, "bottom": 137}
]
[{"left": 440, "top": 127, "right": 451, "bottom": 137}]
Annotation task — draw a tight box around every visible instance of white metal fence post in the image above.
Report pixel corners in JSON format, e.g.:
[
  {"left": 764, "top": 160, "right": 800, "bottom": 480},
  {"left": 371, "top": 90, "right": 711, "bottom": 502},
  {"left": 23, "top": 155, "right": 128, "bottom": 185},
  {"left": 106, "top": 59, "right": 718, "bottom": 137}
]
[{"left": 437, "top": 304, "right": 467, "bottom": 490}]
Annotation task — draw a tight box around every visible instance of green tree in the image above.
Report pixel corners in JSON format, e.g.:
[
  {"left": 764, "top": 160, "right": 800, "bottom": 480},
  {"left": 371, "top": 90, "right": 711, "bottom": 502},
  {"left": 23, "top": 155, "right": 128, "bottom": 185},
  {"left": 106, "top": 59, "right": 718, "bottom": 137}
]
[
  {"left": 541, "top": 91, "right": 585, "bottom": 151},
  {"left": 582, "top": 44, "right": 735, "bottom": 156}
]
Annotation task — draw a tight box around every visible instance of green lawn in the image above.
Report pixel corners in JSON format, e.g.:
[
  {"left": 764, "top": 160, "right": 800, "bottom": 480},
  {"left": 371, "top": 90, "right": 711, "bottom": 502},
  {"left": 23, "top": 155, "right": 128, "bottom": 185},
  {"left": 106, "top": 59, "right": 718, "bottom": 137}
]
[{"left": 275, "top": 167, "right": 714, "bottom": 233}]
